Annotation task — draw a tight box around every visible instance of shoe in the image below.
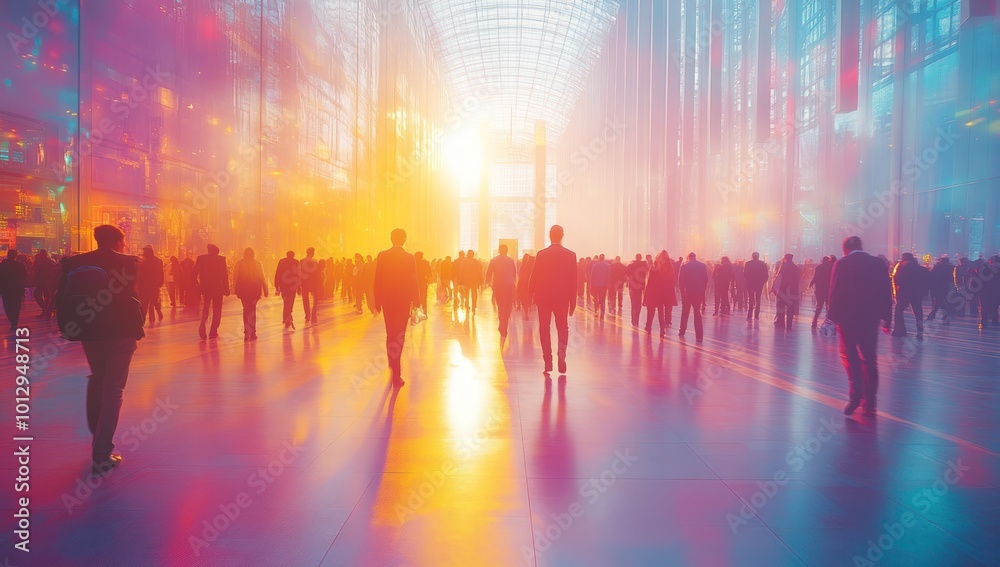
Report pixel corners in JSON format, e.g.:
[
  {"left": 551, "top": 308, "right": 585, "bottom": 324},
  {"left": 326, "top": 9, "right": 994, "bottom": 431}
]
[
  {"left": 558, "top": 359, "right": 567, "bottom": 374},
  {"left": 843, "top": 400, "right": 861, "bottom": 415},
  {"left": 544, "top": 360, "right": 553, "bottom": 373},
  {"left": 198, "top": 327, "right": 207, "bottom": 340},
  {"left": 916, "top": 333, "right": 923, "bottom": 340},
  {"left": 392, "top": 376, "right": 405, "bottom": 388},
  {"left": 208, "top": 332, "right": 219, "bottom": 339},
  {"left": 92, "top": 453, "right": 123, "bottom": 474},
  {"left": 862, "top": 407, "right": 877, "bottom": 416},
  {"left": 678, "top": 331, "right": 685, "bottom": 337},
  {"left": 250, "top": 335, "right": 258, "bottom": 341}
]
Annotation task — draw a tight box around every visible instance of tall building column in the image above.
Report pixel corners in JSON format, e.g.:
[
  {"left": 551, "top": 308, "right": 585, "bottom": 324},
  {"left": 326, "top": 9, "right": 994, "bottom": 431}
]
[
  {"left": 534, "top": 120, "right": 547, "bottom": 253},
  {"left": 479, "top": 122, "right": 491, "bottom": 257}
]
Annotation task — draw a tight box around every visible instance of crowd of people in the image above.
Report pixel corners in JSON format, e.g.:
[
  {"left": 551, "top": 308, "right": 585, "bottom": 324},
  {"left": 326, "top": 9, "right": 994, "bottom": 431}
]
[{"left": 1, "top": 223, "right": 998, "bottom": 473}]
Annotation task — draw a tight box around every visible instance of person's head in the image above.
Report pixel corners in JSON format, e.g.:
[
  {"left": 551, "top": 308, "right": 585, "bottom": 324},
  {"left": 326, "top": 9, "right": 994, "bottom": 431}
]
[
  {"left": 687, "top": 252, "right": 697, "bottom": 261},
  {"left": 635, "top": 253, "right": 642, "bottom": 261},
  {"left": 615, "top": 256, "right": 621, "bottom": 263},
  {"left": 244, "top": 247, "right": 255, "bottom": 260},
  {"left": 286, "top": 250, "right": 295, "bottom": 259},
  {"left": 170, "top": 256, "right": 179, "bottom": 264},
  {"left": 842, "top": 236, "right": 863, "bottom": 255},
  {"left": 467, "top": 249, "right": 475, "bottom": 259},
  {"left": 901, "top": 252, "right": 915, "bottom": 261},
  {"left": 306, "top": 246, "right": 315, "bottom": 257},
  {"left": 752, "top": 252, "right": 760, "bottom": 260},
  {"left": 207, "top": 243, "right": 220, "bottom": 255},
  {"left": 445, "top": 255, "right": 452, "bottom": 262},
  {"left": 783, "top": 253, "right": 793, "bottom": 262},
  {"left": 522, "top": 253, "right": 530, "bottom": 261},
  {"left": 821, "top": 255, "right": 831, "bottom": 265},
  {"left": 828, "top": 255, "right": 837, "bottom": 262},
  {"left": 36, "top": 249, "right": 48, "bottom": 259},
  {"left": 390, "top": 228, "right": 406, "bottom": 247},
  {"left": 354, "top": 252, "right": 363, "bottom": 261},
  {"left": 599, "top": 253, "right": 605, "bottom": 260},
  {"left": 94, "top": 224, "right": 126, "bottom": 252},
  {"left": 498, "top": 244, "right": 508, "bottom": 256},
  {"left": 142, "top": 245, "right": 154, "bottom": 258},
  {"left": 722, "top": 256, "right": 730, "bottom": 264},
  {"left": 458, "top": 251, "right": 465, "bottom": 258},
  {"left": 645, "top": 254, "right": 653, "bottom": 262},
  {"left": 366, "top": 255, "right": 372, "bottom": 262},
  {"left": 6, "top": 249, "right": 18, "bottom": 260},
  {"left": 415, "top": 251, "right": 424, "bottom": 261},
  {"left": 549, "top": 225, "right": 564, "bottom": 244}
]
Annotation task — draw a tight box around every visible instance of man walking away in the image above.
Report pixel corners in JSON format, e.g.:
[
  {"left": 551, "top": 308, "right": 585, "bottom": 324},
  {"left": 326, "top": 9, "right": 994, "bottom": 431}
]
[
  {"left": 138, "top": 246, "right": 164, "bottom": 324},
  {"left": 891, "top": 252, "right": 930, "bottom": 339},
  {"left": 528, "top": 225, "right": 577, "bottom": 375},
  {"left": 56, "top": 224, "right": 144, "bottom": 474},
  {"left": 373, "top": 229, "right": 420, "bottom": 387},
  {"left": 234, "top": 247, "right": 268, "bottom": 341},
  {"left": 192, "top": 244, "right": 229, "bottom": 340},
  {"left": 827, "top": 236, "right": 892, "bottom": 416},
  {"left": 274, "top": 251, "right": 301, "bottom": 330},
  {"left": 809, "top": 255, "right": 834, "bottom": 330},
  {"left": 486, "top": 243, "right": 518, "bottom": 345},
  {"left": 744, "top": 252, "right": 768, "bottom": 321},
  {"left": 678, "top": 252, "right": 709, "bottom": 341}
]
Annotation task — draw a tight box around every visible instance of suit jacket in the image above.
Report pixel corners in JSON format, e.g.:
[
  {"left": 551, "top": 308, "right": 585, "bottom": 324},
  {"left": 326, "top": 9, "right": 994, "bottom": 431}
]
[
  {"left": 0, "top": 258, "right": 27, "bottom": 295},
  {"left": 744, "top": 259, "right": 769, "bottom": 289},
  {"left": 827, "top": 251, "right": 893, "bottom": 328},
  {"left": 299, "top": 256, "right": 322, "bottom": 292},
  {"left": 678, "top": 260, "right": 709, "bottom": 301},
  {"left": 528, "top": 243, "right": 577, "bottom": 307},
  {"left": 192, "top": 253, "right": 229, "bottom": 295},
  {"left": 485, "top": 254, "right": 517, "bottom": 293},
  {"left": 138, "top": 255, "right": 164, "bottom": 292},
  {"left": 56, "top": 248, "right": 144, "bottom": 340},
  {"left": 274, "top": 257, "right": 301, "bottom": 293},
  {"left": 373, "top": 246, "right": 419, "bottom": 312}
]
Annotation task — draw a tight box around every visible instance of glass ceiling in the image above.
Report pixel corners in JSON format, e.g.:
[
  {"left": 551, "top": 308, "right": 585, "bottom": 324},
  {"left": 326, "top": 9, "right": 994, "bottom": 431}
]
[{"left": 420, "top": 0, "right": 619, "bottom": 158}]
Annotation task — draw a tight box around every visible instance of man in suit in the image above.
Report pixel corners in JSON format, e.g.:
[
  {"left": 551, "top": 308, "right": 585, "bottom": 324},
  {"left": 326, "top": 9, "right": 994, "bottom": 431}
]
[
  {"left": 625, "top": 254, "right": 647, "bottom": 327},
  {"left": 0, "top": 249, "right": 27, "bottom": 331},
  {"left": 299, "top": 247, "right": 321, "bottom": 324},
  {"left": 891, "top": 252, "right": 929, "bottom": 338},
  {"left": 486, "top": 243, "right": 518, "bottom": 344},
  {"left": 809, "top": 255, "right": 834, "bottom": 329},
  {"left": 415, "top": 251, "right": 432, "bottom": 313},
  {"left": 274, "top": 251, "right": 301, "bottom": 330},
  {"left": 192, "top": 244, "right": 229, "bottom": 339},
  {"left": 528, "top": 225, "right": 577, "bottom": 374},
  {"left": 609, "top": 256, "right": 627, "bottom": 315},
  {"left": 590, "top": 254, "right": 612, "bottom": 320},
  {"left": 56, "top": 224, "right": 144, "bottom": 473},
  {"left": 137, "top": 245, "right": 164, "bottom": 324},
  {"left": 374, "top": 228, "right": 420, "bottom": 387},
  {"left": 772, "top": 254, "right": 800, "bottom": 329},
  {"left": 744, "top": 252, "right": 768, "bottom": 321},
  {"left": 678, "top": 252, "right": 709, "bottom": 341},
  {"left": 233, "top": 247, "right": 268, "bottom": 341},
  {"left": 827, "top": 236, "right": 892, "bottom": 416}
]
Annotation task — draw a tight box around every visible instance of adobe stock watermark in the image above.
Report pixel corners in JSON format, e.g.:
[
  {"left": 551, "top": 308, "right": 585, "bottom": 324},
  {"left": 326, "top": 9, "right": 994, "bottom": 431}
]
[
  {"left": 726, "top": 415, "right": 843, "bottom": 533},
  {"left": 393, "top": 407, "right": 506, "bottom": 521},
  {"left": 851, "top": 459, "right": 971, "bottom": 566},
  {"left": 188, "top": 440, "right": 304, "bottom": 556},
  {"left": 7, "top": 0, "right": 70, "bottom": 54},
  {"left": 521, "top": 449, "right": 639, "bottom": 563},
  {"left": 62, "top": 397, "right": 180, "bottom": 515}
]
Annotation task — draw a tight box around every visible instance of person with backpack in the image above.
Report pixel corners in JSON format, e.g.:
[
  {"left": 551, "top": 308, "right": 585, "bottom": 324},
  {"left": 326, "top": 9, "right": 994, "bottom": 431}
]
[{"left": 56, "top": 224, "right": 144, "bottom": 474}]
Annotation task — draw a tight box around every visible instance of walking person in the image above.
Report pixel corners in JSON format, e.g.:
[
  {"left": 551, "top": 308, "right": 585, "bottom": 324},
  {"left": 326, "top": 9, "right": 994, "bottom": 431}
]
[
  {"left": 712, "top": 257, "right": 733, "bottom": 316},
  {"left": 827, "top": 236, "right": 893, "bottom": 416},
  {"left": 0, "top": 249, "right": 27, "bottom": 331},
  {"left": 274, "top": 251, "right": 301, "bottom": 330},
  {"left": 528, "top": 225, "right": 577, "bottom": 375},
  {"left": 644, "top": 251, "right": 677, "bottom": 337},
  {"left": 233, "top": 247, "right": 268, "bottom": 342},
  {"left": 33, "top": 250, "right": 57, "bottom": 317},
  {"left": 55, "top": 224, "right": 144, "bottom": 473},
  {"left": 926, "top": 255, "right": 954, "bottom": 325},
  {"left": 678, "top": 252, "right": 709, "bottom": 341},
  {"left": 373, "top": 228, "right": 420, "bottom": 387},
  {"left": 517, "top": 253, "right": 534, "bottom": 320},
  {"left": 609, "top": 256, "right": 626, "bottom": 315},
  {"left": 744, "top": 252, "right": 768, "bottom": 321},
  {"left": 166, "top": 256, "right": 180, "bottom": 307},
  {"left": 138, "top": 246, "right": 164, "bottom": 324},
  {"left": 486, "top": 243, "right": 518, "bottom": 345},
  {"left": 192, "top": 244, "right": 229, "bottom": 340},
  {"left": 590, "top": 254, "right": 611, "bottom": 320},
  {"left": 625, "top": 254, "right": 648, "bottom": 327},
  {"left": 891, "top": 252, "right": 930, "bottom": 339},
  {"left": 415, "top": 251, "right": 432, "bottom": 314},
  {"left": 809, "top": 255, "right": 834, "bottom": 330},
  {"left": 772, "top": 254, "right": 800, "bottom": 329},
  {"left": 300, "top": 247, "right": 322, "bottom": 324}
]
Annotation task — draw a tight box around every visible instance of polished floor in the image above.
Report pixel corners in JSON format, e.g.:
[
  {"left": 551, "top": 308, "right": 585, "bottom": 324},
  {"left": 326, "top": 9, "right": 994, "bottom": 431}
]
[{"left": 1, "top": 289, "right": 999, "bottom": 566}]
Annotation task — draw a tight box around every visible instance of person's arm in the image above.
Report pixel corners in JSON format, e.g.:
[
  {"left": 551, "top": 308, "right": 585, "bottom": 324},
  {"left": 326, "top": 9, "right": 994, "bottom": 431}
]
[
  {"left": 372, "top": 255, "right": 383, "bottom": 314},
  {"left": 485, "top": 258, "right": 495, "bottom": 288}
]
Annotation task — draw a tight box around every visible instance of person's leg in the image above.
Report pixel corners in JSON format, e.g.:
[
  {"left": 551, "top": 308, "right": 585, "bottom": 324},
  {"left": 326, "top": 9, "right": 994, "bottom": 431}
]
[
  {"left": 753, "top": 288, "right": 762, "bottom": 319},
  {"left": 88, "top": 338, "right": 137, "bottom": 462},
  {"left": 644, "top": 303, "right": 654, "bottom": 332},
  {"left": 5, "top": 293, "right": 23, "bottom": 329},
  {"left": 812, "top": 296, "right": 824, "bottom": 328},
  {"left": 786, "top": 299, "right": 796, "bottom": 329},
  {"left": 892, "top": 298, "right": 907, "bottom": 336},
  {"left": 537, "top": 304, "right": 554, "bottom": 370},
  {"left": 693, "top": 299, "right": 704, "bottom": 340},
  {"left": 679, "top": 299, "right": 690, "bottom": 335},
  {"left": 209, "top": 294, "right": 223, "bottom": 336},
  {"left": 497, "top": 289, "right": 513, "bottom": 338},
  {"left": 199, "top": 294, "right": 210, "bottom": 337},
  {"left": 746, "top": 288, "right": 756, "bottom": 320},
  {"left": 838, "top": 326, "right": 864, "bottom": 407},
  {"left": 597, "top": 286, "right": 607, "bottom": 318},
  {"left": 912, "top": 298, "right": 924, "bottom": 337},
  {"left": 302, "top": 290, "right": 312, "bottom": 321},
  {"left": 665, "top": 305, "right": 673, "bottom": 327},
  {"left": 630, "top": 290, "right": 642, "bottom": 326},
  {"left": 81, "top": 341, "right": 108, "bottom": 436},
  {"left": 240, "top": 298, "right": 251, "bottom": 338},
  {"left": 857, "top": 325, "right": 879, "bottom": 411},
  {"left": 554, "top": 302, "right": 569, "bottom": 372},
  {"left": 384, "top": 308, "right": 408, "bottom": 380},
  {"left": 657, "top": 305, "right": 666, "bottom": 333}
]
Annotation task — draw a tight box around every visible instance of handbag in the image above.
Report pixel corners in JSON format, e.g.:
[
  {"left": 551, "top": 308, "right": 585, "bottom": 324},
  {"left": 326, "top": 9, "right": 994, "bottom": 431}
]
[{"left": 410, "top": 306, "right": 428, "bottom": 326}]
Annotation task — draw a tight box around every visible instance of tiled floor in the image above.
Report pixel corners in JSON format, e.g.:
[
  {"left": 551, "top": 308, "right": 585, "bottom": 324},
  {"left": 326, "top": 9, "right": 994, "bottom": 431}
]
[{"left": 1, "top": 291, "right": 999, "bottom": 566}]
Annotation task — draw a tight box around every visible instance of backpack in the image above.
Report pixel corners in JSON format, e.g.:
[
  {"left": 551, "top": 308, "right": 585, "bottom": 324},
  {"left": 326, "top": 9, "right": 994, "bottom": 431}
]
[{"left": 57, "top": 265, "right": 116, "bottom": 341}]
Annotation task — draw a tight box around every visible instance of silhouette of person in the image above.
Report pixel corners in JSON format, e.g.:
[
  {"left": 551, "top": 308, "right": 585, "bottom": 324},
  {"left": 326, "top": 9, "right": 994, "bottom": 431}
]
[
  {"left": 809, "top": 255, "right": 834, "bottom": 329},
  {"left": 828, "top": 236, "right": 893, "bottom": 416},
  {"left": 678, "top": 252, "right": 708, "bottom": 341},
  {"left": 274, "top": 250, "right": 301, "bottom": 330},
  {"left": 486, "top": 243, "right": 518, "bottom": 344},
  {"left": 528, "top": 225, "right": 577, "bottom": 374},
  {"left": 415, "top": 251, "right": 432, "bottom": 313},
  {"left": 744, "top": 252, "right": 768, "bottom": 321},
  {"left": 0, "top": 249, "right": 27, "bottom": 331},
  {"left": 590, "top": 254, "right": 612, "bottom": 320},
  {"left": 300, "top": 247, "right": 322, "bottom": 324},
  {"left": 233, "top": 247, "right": 268, "bottom": 341},
  {"left": 192, "top": 244, "right": 229, "bottom": 339},
  {"left": 644, "top": 251, "right": 677, "bottom": 336},
  {"left": 138, "top": 245, "right": 164, "bottom": 324},
  {"left": 373, "top": 228, "right": 420, "bottom": 387},
  {"left": 772, "top": 254, "right": 800, "bottom": 329},
  {"left": 625, "top": 253, "right": 647, "bottom": 327},
  {"left": 55, "top": 224, "right": 144, "bottom": 473}
]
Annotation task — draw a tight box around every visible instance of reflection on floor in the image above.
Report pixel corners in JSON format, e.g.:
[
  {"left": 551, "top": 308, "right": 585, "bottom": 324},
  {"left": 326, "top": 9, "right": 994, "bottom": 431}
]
[{"left": 1, "top": 291, "right": 998, "bottom": 566}]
